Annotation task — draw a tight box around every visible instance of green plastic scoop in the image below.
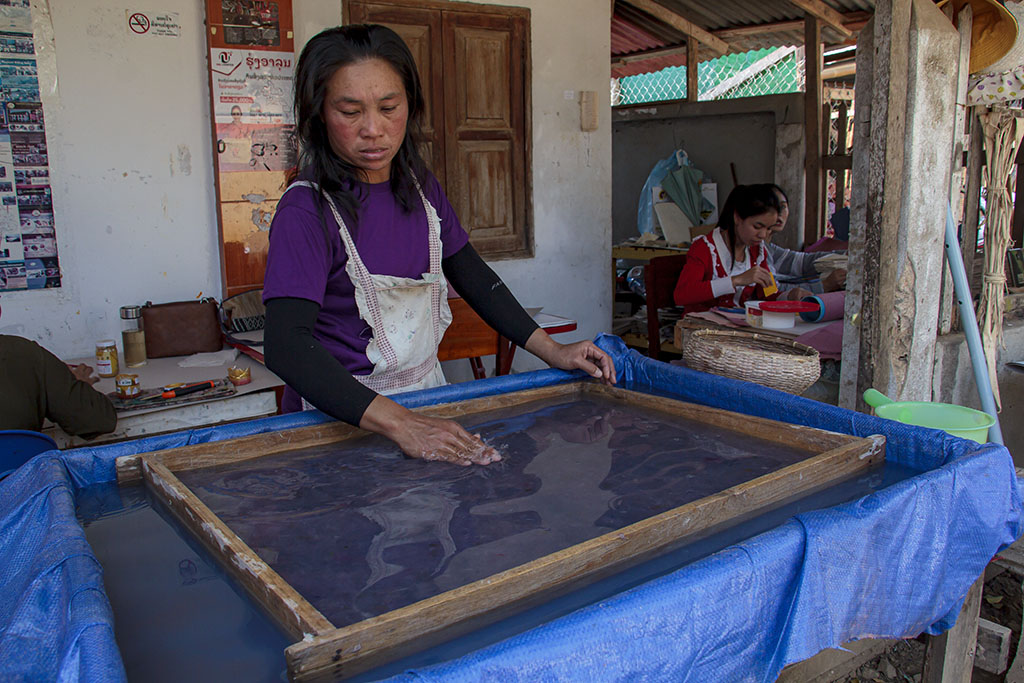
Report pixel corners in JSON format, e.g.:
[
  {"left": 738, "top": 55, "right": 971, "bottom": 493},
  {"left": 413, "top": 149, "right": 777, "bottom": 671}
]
[{"left": 863, "top": 389, "right": 995, "bottom": 444}]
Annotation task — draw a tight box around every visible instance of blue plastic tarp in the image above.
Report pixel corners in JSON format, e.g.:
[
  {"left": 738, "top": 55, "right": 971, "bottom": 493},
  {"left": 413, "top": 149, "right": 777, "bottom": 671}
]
[{"left": 0, "top": 334, "right": 1020, "bottom": 682}]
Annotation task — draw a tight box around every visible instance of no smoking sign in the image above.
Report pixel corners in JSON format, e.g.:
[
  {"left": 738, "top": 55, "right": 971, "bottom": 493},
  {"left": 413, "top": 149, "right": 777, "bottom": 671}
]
[
  {"left": 128, "top": 13, "right": 149, "bottom": 34},
  {"left": 125, "top": 10, "right": 181, "bottom": 38}
]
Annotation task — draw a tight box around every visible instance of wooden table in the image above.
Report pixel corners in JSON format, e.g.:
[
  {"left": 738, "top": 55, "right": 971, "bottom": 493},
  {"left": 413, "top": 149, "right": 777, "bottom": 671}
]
[
  {"left": 228, "top": 301, "right": 579, "bottom": 381},
  {"left": 438, "top": 298, "right": 577, "bottom": 379},
  {"left": 47, "top": 351, "right": 283, "bottom": 448}
]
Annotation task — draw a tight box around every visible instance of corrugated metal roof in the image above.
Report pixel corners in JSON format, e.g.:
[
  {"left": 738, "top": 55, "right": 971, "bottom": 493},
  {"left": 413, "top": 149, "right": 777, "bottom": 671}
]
[{"left": 611, "top": 0, "right": 873, "bottom": 79}]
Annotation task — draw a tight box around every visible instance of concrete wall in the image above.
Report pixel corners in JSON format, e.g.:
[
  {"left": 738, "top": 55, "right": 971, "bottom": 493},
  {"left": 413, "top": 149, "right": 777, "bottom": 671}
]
[
  {"left": 611, "top": 93, "right": 805, "bottom": 249},
  {"left": 933, "top": 319, "right": 1024, "bottom": 466},
  {"left": 0, "top": 0, "right": 612, "bottom": 381}
]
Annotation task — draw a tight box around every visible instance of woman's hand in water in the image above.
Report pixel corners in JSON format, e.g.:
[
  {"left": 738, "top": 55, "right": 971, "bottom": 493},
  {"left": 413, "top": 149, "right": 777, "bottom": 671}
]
[
  {"left": 360, "top": 396, "right": 502, "bottom": 466},
  {"left": 731, "top": 266, "right": 774, "bottom": 288}
]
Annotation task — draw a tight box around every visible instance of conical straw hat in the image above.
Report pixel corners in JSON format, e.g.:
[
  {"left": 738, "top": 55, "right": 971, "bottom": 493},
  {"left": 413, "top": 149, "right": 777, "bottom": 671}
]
[{"left": 951, "top": 0, "right": 1019, "bottom": 74}]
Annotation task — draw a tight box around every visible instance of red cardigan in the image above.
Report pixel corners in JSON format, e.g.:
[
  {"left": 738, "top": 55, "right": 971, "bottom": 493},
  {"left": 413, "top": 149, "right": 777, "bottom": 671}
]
[{"left": 673, "top": 229, "right": 771, "bottom": 314}]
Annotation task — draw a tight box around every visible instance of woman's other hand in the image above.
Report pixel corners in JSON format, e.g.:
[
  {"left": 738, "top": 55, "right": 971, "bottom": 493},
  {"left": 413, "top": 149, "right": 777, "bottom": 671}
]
[
  {"left": 360, "top": 396, "right": 501, "bottom": 466},
  {"left": 731, "top": 266, "right": 774, "bottom": 288},
  {"left": 525, "top": 332, "right": 617, "bottom": 385},
  {"left": 822, "top": 268, "right": 847, "bottom": 292}
]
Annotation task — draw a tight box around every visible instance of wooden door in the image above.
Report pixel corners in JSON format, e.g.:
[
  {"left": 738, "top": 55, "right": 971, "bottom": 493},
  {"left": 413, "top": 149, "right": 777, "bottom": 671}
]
[
  {"left": 345, "top": 0, "right": 532, "bottom": 259},
  {"left": 443, "top": 10, "right": 529, "bottom": 256}
]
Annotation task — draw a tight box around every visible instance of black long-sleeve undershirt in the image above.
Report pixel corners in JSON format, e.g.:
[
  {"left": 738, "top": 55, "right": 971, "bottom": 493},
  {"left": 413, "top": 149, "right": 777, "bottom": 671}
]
[{"left": 263, "top": 243, "right": 540, "bottom": 426}]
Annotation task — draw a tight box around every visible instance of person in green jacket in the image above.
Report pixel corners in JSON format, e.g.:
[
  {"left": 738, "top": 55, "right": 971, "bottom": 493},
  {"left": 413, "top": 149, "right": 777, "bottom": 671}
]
[{"left": 0, "top": 334, "right": 116, "bottom": 438}]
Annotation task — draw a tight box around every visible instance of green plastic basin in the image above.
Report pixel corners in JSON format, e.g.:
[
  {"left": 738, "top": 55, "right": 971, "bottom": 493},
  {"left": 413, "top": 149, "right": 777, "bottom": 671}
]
[{"left": 863, "top": 389, "right": 995, "bottom": 444}]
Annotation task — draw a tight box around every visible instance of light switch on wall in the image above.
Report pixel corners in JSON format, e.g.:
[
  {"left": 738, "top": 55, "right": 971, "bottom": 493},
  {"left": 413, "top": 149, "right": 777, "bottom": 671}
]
[{"left": 579, "top": 90, "right": 598, "bottom": 132}]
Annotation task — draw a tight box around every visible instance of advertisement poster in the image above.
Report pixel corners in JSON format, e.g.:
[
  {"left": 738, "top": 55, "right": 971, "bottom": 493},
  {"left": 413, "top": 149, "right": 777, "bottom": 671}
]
[
  {"left": 208, "top": 0, "right": 295, "bottom": 173},
  {"left": 0, "top": 0, "right": 59, "bottom": 291},
  {"left": 210, "top": 48, "right": 295, "bottom": 172}
]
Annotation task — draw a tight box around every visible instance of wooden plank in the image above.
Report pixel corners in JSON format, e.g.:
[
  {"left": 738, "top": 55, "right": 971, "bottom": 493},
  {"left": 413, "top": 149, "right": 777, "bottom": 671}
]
[
  {"left": 823, "top": 85, "right": 856, "bottom": 101},
  {"left": 962, "top": 110, "right": 983, "bottom": 298},
  {"left": 838, "top": 0, "right": 912, "bottom": 411},
  {"left": 285, "top": 429, "right": 885, "bottom": 680},
  {"left": 686, "top": 38, "right": 699, "bottom": 102},
  {"left": 218, "top": 170, "right": 288, "bottom": 202},
  {"left": 778, "top": 638, "right": 900, "bottom": 683},
  {"left": 623, "top": 0, "right": 728, "bottom": 55},
  {"left": 975, "top": 617, "right": 1011, "bottom": 675},
  {"left": 611, "top": 42, "right": 687, "bottom": 67},
  {"left": 941, "top": 5, "right": 973, "bottom": 336},
  {"left": 804, "top": 15, "right": 823, "bottom": 247},
  {"left": 116, "top": 382, "right": 581, "bottom": 483},
  {"left": 220, "top": 199, "right": 277, "bottom": 242},
  {"left": 584, "top": 383, "right": 866, "bottom": 454},
  {"left": 1004, "top": 576, "right": 1024, "bottom": 682},
  {"left": 821, "top": 61, "right": 856, "bottom": 79},
  {"left": 835, "top": 100, "right": 849, "bottom": 210},
  {"left": 611, "top": 244, "right": 686, "bottom": 260},
  {"left": 923, "top": 573, "right": 984, "bottom": 682},
  {"left": 142, "top": 456, "right": 335, "bottom": 641},
  {"left": 788, "top": 0, "right": 853, "bottom": 37},
  {"left": 712, "top": 11, "right": 870, "bottom": 42}
]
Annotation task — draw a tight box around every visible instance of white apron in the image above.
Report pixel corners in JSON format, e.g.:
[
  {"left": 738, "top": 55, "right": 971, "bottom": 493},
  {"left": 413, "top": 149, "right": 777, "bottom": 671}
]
[{"left": 288, "top": 179, "right": 453, "bottom": 404}]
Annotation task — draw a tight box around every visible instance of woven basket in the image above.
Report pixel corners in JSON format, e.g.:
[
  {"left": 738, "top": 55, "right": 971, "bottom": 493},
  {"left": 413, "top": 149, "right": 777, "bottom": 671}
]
[{"left": 683, "top": 329, "right": 821, "bottom": 394}]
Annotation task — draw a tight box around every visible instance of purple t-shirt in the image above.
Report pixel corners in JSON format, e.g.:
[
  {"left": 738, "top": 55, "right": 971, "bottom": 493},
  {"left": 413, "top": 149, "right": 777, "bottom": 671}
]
[{"left": 263, "top": 172, "right": 469, "bottom": 382}]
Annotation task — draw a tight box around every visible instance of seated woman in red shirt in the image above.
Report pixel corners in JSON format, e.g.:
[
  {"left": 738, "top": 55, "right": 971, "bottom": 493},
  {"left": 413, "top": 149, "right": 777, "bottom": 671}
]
[{"left": 674, "top": 184, "right": 806, "bottom": 314}]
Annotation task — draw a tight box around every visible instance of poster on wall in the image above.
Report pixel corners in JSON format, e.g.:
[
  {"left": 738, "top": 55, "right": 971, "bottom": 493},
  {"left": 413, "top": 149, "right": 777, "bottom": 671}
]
[
  {"left": 208, "top": 0, "right": 295, "bottom": 173},
  {"left": 206, "top": 0, "right": 296, "bottom": 298},
  {"left": 210, "top": 48, "right": 295, "bottom": 172},
  {"left": 0, "top": 0, "right": 59, "bottom": 291}
]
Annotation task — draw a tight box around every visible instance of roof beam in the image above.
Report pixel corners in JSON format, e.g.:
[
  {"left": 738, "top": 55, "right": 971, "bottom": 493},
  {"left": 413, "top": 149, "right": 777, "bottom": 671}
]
[
  {"left": 712, "top": 11, "right": 867, "bottom": 42},
  {"left": 611, "top": 42, "right": 688, "bottom": 67},
  {"left": 623, "top": 0, "right": 728, "bottom": 55},
  {"left": 786, "top": 0, "right": 853, "bottom": 38}
]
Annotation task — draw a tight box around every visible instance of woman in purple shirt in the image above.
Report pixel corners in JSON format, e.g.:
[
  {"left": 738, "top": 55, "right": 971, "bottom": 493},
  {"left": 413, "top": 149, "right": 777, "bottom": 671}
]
[{"left": 263, "top": 24, "right": 615, "bottom": 467}]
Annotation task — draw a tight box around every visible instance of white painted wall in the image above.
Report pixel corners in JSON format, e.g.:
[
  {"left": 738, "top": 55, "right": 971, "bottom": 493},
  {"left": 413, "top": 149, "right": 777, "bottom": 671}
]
[{"left": 2, "top": 0, "right": 612, "bottom": 378}]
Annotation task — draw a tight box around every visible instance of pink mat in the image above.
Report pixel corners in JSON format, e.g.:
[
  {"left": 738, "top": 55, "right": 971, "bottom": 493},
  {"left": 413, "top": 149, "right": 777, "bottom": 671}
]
[{"left": 794, "top": 320, "right": 843, "bottom": 360}]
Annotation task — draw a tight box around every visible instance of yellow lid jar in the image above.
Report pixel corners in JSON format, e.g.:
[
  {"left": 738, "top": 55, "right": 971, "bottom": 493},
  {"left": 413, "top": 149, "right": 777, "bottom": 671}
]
[{"left": 95, "top": 339, "right": 118, "bottom": 378}]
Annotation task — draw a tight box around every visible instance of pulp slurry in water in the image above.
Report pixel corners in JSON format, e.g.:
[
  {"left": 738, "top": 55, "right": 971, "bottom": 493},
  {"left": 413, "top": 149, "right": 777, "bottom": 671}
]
[{"left": 179, "top": 396, "right": 823, "bottom": 628}]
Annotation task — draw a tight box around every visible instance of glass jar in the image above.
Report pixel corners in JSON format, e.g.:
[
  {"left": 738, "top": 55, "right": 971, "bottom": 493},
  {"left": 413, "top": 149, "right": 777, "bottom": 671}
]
[
  {"left": 120, "top": 305, "right": 147, "bottom": 367},
  {"left": 95, "top": 339, "right": 118, "bottom": 378}
]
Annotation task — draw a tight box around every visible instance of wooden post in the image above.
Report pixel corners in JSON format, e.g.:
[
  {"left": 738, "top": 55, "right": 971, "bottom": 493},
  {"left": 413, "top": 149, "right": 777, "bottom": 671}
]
[
  {"left": 940, "top": 4, "right": 973, "bottom": 336},
  {"left": 838, "top": 0, "right": 912, "bottom": 410},
  {"left": 804, "top": 15, "right": 823, "bottom": 247},
  {"left": 836, "top": 100, "right": 849, "bottom": 211},
  {"left": 840, "top": 0, "right": 959, "bottom": 409},
  {"left": 1011, "top": 145, "right": 1024, "bottom": 247},
  {"left": 963, "top": 110, "right": 984, "bottom": 295},
  {"left": 686, "top": 38, "right": 699, "bottom": 102},
  {"left": 922, "top": 574, "right": 984, "bottom": 682}
]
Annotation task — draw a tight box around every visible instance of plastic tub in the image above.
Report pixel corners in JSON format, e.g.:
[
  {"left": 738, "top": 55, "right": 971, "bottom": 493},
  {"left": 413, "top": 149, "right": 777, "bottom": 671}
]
[
  {"left": 863, "top": 388, "right": 995, "bottom": 444},
  {"left": 745, "top": 300, "right": 818, "bottom": 329}
]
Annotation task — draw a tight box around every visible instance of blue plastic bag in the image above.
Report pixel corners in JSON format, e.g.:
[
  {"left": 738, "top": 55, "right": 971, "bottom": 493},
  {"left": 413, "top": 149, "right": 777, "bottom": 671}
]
[{"left": 636, "top": 149, "right": 687, "bottom": 235}]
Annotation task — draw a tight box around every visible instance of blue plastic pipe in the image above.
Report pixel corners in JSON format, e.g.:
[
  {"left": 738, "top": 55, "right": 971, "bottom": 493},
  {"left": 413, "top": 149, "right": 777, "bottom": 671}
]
[{"left": 945, "top": 203, "right": 1004, "bottom": 445}]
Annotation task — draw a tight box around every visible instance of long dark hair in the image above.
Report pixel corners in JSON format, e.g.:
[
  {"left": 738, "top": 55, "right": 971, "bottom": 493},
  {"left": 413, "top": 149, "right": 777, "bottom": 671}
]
[
  {"left": 717, "top": 184, "right": 782, "bottom": 256},
  {"left": 290, "top": 24, "right": 427, "bottom": 228}
]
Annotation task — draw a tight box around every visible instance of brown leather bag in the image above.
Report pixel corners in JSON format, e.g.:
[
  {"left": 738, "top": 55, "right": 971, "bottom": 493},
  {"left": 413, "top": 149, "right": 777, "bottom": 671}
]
[{"left": 140, "top": 299, "right": 223, "bottom": 358}]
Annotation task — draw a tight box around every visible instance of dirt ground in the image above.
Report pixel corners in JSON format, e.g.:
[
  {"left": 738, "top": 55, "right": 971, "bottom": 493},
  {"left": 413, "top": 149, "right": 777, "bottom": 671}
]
[{"left": 833, "top": 569, "right": 1022, "bottom": 683}]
